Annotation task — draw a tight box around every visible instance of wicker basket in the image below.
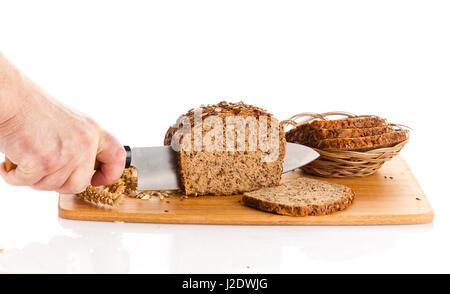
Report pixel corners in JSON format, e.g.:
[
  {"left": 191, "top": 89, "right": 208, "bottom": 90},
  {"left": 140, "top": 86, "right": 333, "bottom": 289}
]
[{"left": 281, "top": 112, "right": 410, "bottom": 178}]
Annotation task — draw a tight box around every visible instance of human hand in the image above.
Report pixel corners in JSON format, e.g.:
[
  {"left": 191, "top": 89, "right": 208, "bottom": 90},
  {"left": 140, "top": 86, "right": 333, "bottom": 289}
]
[{"left": 0, "top": 92, "right": 126, "bottom": 194}]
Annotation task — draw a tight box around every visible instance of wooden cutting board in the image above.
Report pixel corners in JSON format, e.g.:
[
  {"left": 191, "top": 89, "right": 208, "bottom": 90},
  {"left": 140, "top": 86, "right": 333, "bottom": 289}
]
[{"left": 58, "top": 156, "right": 434, "bottom": 225}]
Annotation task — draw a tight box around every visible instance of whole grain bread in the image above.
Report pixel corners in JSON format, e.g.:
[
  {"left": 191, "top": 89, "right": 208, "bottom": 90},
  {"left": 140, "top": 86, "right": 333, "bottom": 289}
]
[
  {"left": 305, "top": 116, "right": 388, "bottom": 130},
  {"left": 286, "top": 125, "right": 394, "bottom": 145},
  {"left": 164, "top": 101, "right": 287, "bottom": 196},
  {"left": 285, "top": 115, "right": 407, "bottom": 151},
  {"left": 242, "top": 177, "right": 355, "bottom": 216},
  {"left": 314, "top": 130, "right": 408, "bottom": 150}
]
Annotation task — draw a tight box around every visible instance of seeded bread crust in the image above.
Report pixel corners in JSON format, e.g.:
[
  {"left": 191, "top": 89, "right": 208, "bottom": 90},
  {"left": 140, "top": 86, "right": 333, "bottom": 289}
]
[
  {"left": 164, "top": 101, "right": 271, "bottom": 145},
  {"left": 242, "top": 177, "right": 355, "bottom": 216},
  {"left": 314, "top": 130, "right": 408, "bottom": 150},
  {"left": 286, "top": 125, "right": 394, "bottom": 145},
  {"left": 164, "top": 101, "right": 286, "bottom": 196}
]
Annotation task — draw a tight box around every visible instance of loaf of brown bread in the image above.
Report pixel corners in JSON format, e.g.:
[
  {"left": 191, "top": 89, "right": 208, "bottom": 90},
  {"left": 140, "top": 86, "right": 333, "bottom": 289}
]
[
  {"left": 164, "top": 101, "right": 287, "bottom": 196},
  {"left": 242, "top": 177, "right": 355, "bottom": 216}
]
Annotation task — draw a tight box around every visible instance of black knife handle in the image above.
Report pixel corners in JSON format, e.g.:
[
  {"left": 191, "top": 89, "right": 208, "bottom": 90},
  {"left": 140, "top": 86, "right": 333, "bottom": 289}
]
[{"left": 124, "top": 145, "right": 132, "bottom": 168}]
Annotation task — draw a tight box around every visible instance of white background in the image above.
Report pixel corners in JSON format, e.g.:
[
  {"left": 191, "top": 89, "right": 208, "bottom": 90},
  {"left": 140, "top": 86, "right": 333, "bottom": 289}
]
[{"left": 0, "top": 0, "right": 449, "bottom": 273}]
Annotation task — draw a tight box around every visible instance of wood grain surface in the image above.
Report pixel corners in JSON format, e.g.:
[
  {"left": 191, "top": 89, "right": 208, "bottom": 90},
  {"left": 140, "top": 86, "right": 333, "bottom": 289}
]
[{"left": 58, "top": 156, "right": 434, "bottom": 225}]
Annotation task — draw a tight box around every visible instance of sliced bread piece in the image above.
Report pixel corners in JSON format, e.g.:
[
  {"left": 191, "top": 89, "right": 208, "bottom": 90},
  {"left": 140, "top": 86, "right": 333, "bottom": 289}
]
[
  {"left": 314, "top": 130, "right": 408, "bottom": 151},
  {"left": 301, "top": 116, "right": 388, "bottom": 130},
  {"left": 242, "top": 177, "right": 355, "bottom": 216},
  {"left": 286, "top": 125, "right": 394, "bottom": 145}
]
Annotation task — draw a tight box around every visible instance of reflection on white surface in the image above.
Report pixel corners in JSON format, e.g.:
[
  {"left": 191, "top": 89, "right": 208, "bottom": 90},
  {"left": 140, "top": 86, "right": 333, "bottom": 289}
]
[
  {"left": 0, "top": 184, "right": 442, "bottom": 274},
  {"left": 0, "top": 227, "right": 130, "bottom": 274},
  {"left": 0, "top": 213, "right": 435, "bottom": 273}
]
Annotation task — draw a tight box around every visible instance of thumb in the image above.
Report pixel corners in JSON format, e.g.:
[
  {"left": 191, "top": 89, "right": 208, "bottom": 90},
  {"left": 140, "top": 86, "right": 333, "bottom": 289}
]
[{"left": 90, "top": 130, "right": 126, "bottom": 186}]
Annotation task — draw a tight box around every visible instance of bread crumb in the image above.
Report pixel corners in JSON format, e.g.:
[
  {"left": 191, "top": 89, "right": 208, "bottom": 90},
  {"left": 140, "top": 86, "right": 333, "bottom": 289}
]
[
  {"left": 114, "top": 221, "right": 124, "bottom": 224},
  {"left": 416, "top": 197, "right": 421, "bottom": 201},
  {"left": 164, "top": 210, "right": 169, "bottom": 213},
  {"left": 0, "top": 248, "right": 4, "bottom": 253},
  {"left": 75, "top": 166, "right": 180, "bottom": 206}
]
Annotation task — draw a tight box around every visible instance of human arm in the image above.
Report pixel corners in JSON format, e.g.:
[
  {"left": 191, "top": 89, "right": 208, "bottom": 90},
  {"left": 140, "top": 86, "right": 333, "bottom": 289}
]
[{"left": 0, "top": 52, "right": 125, "bottom": 194}]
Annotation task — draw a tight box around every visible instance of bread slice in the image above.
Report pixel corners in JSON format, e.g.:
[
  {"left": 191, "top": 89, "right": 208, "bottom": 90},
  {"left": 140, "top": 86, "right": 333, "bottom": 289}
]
[
  {"left": 314, "top": 130, "right": 408, "bottom": 150},
  {"left": 242, "top": 177, "right": 355, "bottom": 216},
  {"left": 286, "top": 125, "right": 394, "bottom": 145},
  {"left": 306, "top": 116, "right": 388, "bottom": 130},
  {"left": 164, "top": 101, "right": 286, "bottom": 196}
]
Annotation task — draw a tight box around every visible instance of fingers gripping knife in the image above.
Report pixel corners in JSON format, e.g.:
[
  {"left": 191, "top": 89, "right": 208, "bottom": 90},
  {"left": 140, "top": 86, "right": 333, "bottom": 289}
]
[{"left": 4, "top": 143, "right": 319, "bottom": 191}]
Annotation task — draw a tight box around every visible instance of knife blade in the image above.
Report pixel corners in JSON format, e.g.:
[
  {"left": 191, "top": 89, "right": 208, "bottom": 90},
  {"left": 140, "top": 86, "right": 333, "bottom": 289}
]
[
  {"left": 282, "top": 142, "right": 320, "bottom": 173},
  {"left": 128, "top": 143, "right": 319, "bottom": 191},
  {"left": 129, "top": 146, "right": 180, "bottom": 191}
]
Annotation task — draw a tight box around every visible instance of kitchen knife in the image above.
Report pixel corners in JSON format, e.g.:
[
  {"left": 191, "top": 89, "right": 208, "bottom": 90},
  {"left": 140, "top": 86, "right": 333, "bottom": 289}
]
[
  {"left": 125, "top": 142, "right": 319, "bottom": 190},
  {"left": 4, "top": 143, "right": 319, "bottom": 191}
]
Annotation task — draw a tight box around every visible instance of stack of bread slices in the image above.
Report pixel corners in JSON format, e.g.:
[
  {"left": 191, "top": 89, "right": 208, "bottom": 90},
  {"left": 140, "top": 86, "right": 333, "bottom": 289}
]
[{"left": 285, "top": 116, "right": 408, "bottom": 151}]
